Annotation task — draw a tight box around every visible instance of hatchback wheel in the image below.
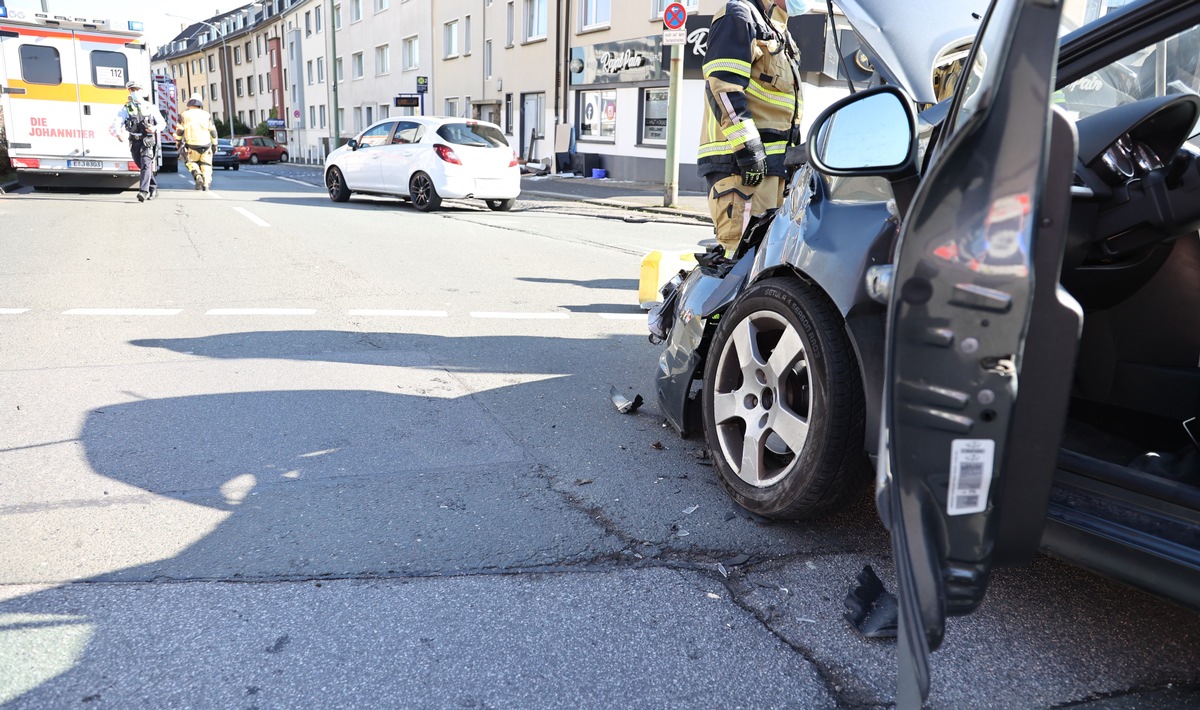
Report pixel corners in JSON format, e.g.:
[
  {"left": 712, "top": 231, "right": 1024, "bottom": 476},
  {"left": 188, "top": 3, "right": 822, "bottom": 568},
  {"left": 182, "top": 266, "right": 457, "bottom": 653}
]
[
  {"left": 485, "top": 198, "right": 515, "bottom": 212},
  {"left": 410, "top": 172, "right": 442, "bottom": 212},
  {"left": 250, "top": 154, "right": 260, "bottom": 165},
  {"left": 279, "top": 152, "right": 289, "bottom": 163},
  {"left": 326, "top": 166, "right": 351, "bottom": 202},
  {"left": 702, "top": 277, "right": 869, "bottom": 519}
]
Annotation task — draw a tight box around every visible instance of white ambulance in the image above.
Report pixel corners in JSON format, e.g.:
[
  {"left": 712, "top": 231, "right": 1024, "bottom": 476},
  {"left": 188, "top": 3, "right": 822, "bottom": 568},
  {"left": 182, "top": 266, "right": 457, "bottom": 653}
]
[{"left": 0, "top": 1, "right": 151, "bottom": 188}]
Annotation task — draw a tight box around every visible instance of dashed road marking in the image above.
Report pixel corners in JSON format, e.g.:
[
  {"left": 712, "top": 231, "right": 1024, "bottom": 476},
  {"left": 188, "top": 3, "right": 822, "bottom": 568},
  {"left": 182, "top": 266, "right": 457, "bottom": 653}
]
[
  {"left": 273, "top": 175, "right": 319, "bottom": 187},
  {"left": 206, "top": 308, "right": 317, "bottom": 315},
  {"left": 233, "top": 206, "right": 270, "bottom": 227},
  {"left": 347, "top": 309, "right": 450, "bottom": 317},
  {"left": 470, "top": 312, "right": 571, "bottom": 320},
  {"left": 0, "top": 308, "right": 30, "bottom": 314},
  {"left": 63, "top": 308, "right": 183, "bottom": 316}
]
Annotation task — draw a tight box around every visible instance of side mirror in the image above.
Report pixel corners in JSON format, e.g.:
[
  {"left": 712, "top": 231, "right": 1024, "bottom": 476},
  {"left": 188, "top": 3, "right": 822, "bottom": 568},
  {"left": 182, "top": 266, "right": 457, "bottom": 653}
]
[
  {"left": 807, "top": 85, "right": 918, "bottom": 178},
  {"left": 347, "top": 138, "right": 359, "bottom": 151}
]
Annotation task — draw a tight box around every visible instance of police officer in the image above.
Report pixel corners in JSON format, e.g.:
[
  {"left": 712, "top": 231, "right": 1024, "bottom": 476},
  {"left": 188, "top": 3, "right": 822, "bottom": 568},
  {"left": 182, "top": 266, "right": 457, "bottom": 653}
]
[
  {"left": 699, "top": 0, "right": 806, "bottom": 256},
  {"left": 176, "top": 95, "right": 219, "bottom": 191},
  {"left": 111, "top": 80, "right": 166, "bottom": 202}
]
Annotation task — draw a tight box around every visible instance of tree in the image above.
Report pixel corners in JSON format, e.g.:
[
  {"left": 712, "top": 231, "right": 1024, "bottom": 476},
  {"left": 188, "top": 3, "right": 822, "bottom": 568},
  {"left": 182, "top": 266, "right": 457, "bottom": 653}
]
[{"left": 214, "top": 117, "right": 252, "bottom": 138}]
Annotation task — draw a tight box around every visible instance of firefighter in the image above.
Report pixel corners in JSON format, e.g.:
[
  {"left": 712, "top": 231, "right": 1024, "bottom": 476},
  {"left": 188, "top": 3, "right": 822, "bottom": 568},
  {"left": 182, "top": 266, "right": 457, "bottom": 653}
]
[
  {"left": 176, "top": 95, "right": 219, "bottom": 191},
  {"left": 111, "top": 80, "right": 167, "bottom": 202},
  {"left": 699, "top": 0, "right": 806, "bottom": 256}
]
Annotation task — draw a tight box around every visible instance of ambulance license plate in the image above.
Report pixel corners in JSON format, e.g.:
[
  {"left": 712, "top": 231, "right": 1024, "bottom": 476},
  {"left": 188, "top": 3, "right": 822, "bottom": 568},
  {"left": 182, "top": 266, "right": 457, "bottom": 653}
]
[{"left": 69, "top": 160, "right": 103, "bottom": 169}]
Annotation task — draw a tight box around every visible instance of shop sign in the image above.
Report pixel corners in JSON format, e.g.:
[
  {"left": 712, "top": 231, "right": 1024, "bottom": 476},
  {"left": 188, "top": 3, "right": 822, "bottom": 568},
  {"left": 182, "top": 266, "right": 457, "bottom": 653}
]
[{"left": 569, "top": 37, "right": 664, "bottom": 85}]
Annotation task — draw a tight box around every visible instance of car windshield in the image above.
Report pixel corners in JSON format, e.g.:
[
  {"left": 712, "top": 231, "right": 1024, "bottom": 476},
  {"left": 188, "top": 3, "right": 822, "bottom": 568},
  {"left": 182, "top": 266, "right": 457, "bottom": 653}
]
[{"left": 436, "top": 122, "right": 508, "bottom": 148}]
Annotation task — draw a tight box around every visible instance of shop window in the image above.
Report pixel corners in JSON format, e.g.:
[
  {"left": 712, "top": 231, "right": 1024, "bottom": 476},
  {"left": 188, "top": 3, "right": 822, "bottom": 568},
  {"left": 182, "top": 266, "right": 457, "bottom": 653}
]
[
  {"left": 578, "top": 89, "right": 616, "bottom": 141},
  {"left": 641, "top": 88, "right": 669, "bottom": 144}
]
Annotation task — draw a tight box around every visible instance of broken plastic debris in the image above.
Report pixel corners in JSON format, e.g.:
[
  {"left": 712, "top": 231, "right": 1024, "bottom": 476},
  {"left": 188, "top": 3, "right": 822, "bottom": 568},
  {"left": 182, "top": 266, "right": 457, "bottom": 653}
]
[
  {"left": 722, "top": 553, "right": 751, "bottom": 567},
  {"left": 706, "top": 592, "right": 721, "bottom": 600},
  {"left": 610, "top": 385, "right": 644, "bottom": 414},
  {"left": 843, "top": 565, "right": 899, "bottom": 639},
  {"left": 677, "top": 529, "right": 690, "bottom": 537},
  {"left": 683, "top": 505, "right": 699, "bottom": 515},
  {"left": 651, "top": 441, "right": 665, "bottom": 450},
  {"left": 575, "top": 478, "right": 593, "bottom": 486},
  {"left": 717, "top": 563, "right": 728, "bottom": 578}
]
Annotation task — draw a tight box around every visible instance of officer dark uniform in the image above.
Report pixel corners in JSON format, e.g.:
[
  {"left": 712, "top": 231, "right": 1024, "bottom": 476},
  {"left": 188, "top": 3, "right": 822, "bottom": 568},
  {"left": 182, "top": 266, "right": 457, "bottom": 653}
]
[
  {"left": 699, "top": 0, "right": 803, "bottom": 255},
  {"left": 111, "top": 80, "right": 166, "bottom": 202}
]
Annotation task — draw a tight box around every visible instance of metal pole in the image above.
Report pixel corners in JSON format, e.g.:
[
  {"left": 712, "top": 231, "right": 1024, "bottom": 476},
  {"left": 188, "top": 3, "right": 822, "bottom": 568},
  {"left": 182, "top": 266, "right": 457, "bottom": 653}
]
[
  {"left": 329, "top": 1, "right": 339, "bottom": 148},
  {"left": 222, "top": 34, "right": 234, "bottom": 141},
  {"left": 663, "top": 43, "right": 683, "bottom": 207}
]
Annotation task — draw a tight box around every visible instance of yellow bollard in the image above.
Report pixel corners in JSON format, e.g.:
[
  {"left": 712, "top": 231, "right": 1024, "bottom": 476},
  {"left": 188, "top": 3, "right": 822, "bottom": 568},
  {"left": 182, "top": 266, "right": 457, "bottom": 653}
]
[{"left": 639, "top": 250, "right": 697, "bottom": 309}]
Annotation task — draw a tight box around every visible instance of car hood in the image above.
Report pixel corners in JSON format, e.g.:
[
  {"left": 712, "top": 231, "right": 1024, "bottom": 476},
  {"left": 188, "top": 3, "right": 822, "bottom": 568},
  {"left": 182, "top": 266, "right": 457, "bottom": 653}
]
[{"left": 833, "top": 0, "right": 988, "bottom": 104}]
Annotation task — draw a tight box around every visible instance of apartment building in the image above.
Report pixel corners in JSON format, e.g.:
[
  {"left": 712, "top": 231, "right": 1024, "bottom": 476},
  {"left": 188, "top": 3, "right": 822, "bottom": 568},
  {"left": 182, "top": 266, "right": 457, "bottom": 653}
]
[{"left": 278, "top": 0, "right": 331, "bottom": 162}]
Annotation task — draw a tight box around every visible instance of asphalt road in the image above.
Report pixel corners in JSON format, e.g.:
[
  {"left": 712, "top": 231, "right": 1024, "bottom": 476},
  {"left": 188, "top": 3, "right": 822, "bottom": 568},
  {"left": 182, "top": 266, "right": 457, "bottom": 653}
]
[{"left": 1, "top": 164, "right": 1197, "bottom": 709}]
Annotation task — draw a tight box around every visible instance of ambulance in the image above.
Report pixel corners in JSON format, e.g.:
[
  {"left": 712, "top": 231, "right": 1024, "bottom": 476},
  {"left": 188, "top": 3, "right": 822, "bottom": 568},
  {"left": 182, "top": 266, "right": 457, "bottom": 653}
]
[{"left": 0, "top": 1, "right": 151, "bottom": 188}]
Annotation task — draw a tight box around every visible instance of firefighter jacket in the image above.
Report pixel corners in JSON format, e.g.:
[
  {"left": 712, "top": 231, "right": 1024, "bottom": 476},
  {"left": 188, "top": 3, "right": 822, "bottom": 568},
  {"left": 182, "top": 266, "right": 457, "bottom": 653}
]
[
  {"left": 176, "top": 107, "right": 218, "bottom": 148},
  {"left": 698, "top": 0, "right": 803, "bottom": 178}
]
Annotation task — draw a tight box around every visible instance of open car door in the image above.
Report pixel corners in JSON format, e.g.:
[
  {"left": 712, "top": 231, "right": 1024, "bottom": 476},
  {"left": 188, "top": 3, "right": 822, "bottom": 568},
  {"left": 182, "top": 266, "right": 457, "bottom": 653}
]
[{"left": 877, "top": 0, "right": 1083, "bottom": 705}]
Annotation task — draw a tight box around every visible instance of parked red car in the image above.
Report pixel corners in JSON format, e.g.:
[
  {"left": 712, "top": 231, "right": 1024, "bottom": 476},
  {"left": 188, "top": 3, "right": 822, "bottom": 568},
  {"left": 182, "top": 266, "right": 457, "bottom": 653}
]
[{"left": 232, "top": 136, "right": 289, "bottom": 164}]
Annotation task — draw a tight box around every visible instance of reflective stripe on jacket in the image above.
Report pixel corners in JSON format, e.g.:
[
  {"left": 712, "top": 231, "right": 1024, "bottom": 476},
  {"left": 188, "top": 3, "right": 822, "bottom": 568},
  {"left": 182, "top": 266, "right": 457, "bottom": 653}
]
[
  {"left": 699, "top": 0, "right": 803, "bottom": 178},
  {"left": 176, "top": 107, "right": 218, "bottom": 147}
]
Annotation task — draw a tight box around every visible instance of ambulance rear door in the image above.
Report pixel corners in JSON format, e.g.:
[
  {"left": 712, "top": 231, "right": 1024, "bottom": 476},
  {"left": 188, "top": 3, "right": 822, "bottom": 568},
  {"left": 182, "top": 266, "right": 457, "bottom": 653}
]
[
  {"left": 0, "top": 21, "right": 85, "bottom": 164},
  {"left": 71, "top": 29, "right": 144, "bottom": 165}
]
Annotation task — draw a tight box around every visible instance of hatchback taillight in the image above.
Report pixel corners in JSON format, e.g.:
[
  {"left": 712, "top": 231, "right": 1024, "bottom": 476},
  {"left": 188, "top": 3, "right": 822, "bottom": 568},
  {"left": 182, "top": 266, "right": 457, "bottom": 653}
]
[
  {"left": 434, "top": 144, "right": 462, "bottom": 165},
  {"left": 127, "top": 161, "right": 139, "bottom": 171},
  {"left": 508, "top": 150, "right": 519, "bottom": 168},
  {"left": 11, "top": 157, "right": 40, "bottom": 169}
]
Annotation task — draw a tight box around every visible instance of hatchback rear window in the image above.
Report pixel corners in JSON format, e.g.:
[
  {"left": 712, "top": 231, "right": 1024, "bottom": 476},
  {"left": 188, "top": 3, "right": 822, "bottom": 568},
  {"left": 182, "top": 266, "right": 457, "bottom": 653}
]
[{"left": 436, "top": 122, "right": 508, "bottom": 147}]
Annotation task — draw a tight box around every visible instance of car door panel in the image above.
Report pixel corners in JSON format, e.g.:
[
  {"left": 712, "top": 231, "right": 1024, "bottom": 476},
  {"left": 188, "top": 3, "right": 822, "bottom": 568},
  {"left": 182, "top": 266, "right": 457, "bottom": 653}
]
[
  {"left": 381, "top": 121, "right": 424, "bottom": 195},
  {"left": 876, "top": 0, "right": 1081, "bottom": 705}
]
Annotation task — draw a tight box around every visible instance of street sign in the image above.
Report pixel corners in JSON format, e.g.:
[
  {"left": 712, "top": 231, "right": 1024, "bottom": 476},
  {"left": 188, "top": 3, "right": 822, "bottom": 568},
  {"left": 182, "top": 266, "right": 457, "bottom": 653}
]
[
  {"left": 293, "top": 109, "right": 301, "bottom": 118},
  {"left": 416, "top": 76, "right": 429, "bottom": 94},
  {"left": 663, "top": 2, "right": 687, "bottom": 30},
  {"left": 266, "top": 118, "right": 285, "bottom": 128},
  {"left": 394, "top": 94, "right": 421, "bottom": 108},
  {"left": 663, "top": 29, "right": 686, "bottom": 45}
]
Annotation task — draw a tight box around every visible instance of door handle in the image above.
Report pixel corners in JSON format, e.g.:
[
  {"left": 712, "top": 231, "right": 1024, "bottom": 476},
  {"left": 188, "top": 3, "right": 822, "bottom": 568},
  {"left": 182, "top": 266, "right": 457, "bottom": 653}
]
[{"left": 84, "top": 105, "right": 92, "bottom": 115}]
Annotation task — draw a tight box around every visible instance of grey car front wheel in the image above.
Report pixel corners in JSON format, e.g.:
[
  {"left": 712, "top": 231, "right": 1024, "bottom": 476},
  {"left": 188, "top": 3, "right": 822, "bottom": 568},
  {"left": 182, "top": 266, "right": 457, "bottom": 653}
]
[{"left": 702, "top": 277, "right": 869, "bottom": 519}]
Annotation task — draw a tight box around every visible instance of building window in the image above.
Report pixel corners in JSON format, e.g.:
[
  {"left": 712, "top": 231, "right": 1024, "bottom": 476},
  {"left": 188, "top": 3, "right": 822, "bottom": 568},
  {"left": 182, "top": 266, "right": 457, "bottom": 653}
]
[
  {"left": 641, "top": 88, "right": 669, "bottom": 144},
  {"left": 351, "top": 0, "right": 362, "bottom": 22},
  {"left": 443, "top": 20, "right": 459, "bottom": 58},
  {"left": 307, "top": 60, "right": 314, "bottom": 84},
  {"left": 578, "top": 89, "right": 615, "bottom": 141},
  {"left": 236, "top": 77, "right": 244, "bottom": 96},
  {"left": 317, "top": 57, "right": 325, "bottom": 82},
  {"left": 375, "top": 44, "right": 389, "bottom": 75},
  {"left": 245, "top": 41, "right": 252, "bottom": 59},
  {"left": 375, "top": 0, "right": 388, "bottom": 10},
  {"left": 258, "top": 35, "right": 264, "bottom": 57},
  {"left": 484, "top": 39, "right": 493, "bottom": 79},
  {"left": 259, "top": 75, "right": 265, "bottom": 93},
  {"left": 320, "top": 104, "right": 327, "bottom": 128},
  {"left": 235, "top": 46, "right": 242, "bottom": 64},
  {"left": 352, "top": 52, "right": 364, "bottom": 79},
  {"left": 464, "top": 16, "right": 472, "bottom": 55},
  {"left": 505, "top": 2, "right": 514, "bottom": 47},
  {"left": 366, "top": 105, "right": 373, "bottom": 126},
  {"left": 402, "top": 36, "right": 419, "bottom": 70},
  {"left": 444, "top": 97, "right": 460, "bottom": 117},
  {"left": 210, "top": 82, "right": 218, "bottom": 101},
  {"left": 267, "top": 73, "right": 273, "bottom": 91},
  {"left": 191, "top": 59, "right": 198, "bottom": 73},
  {"left": 310, "top": 105, "right": 316, "bottom": 126},
  {"left": 305, "top": 12, "right": 312, "bottom": 35},
  {"left": 581, "top": 0, "right": 610, "bottom": 29},
  {"left": 208, "top": 54, "right": 216, "bottom": 72},
  {"left": 315, "top": 5, "right": 323, "bottom": 32},
  {"left": 248, "top": 76, "right": 256, "bottom": 96},
  {"left": 334, "top": 3, "right": 342, "bottom": 29},
  {"left": 250, "top": 109, "right": 257, "bottom": 126},
  {"left": 524, "top": 0, "right": 547, "bottom": 40},
  {"left": 652, "top": 0, "right": 698, "bottom": 12},
  {"left": 505, "top": 93, "right": 513, "bottom": 134},
  {"left": 353, "top": 106, "right": 363, "bottom": 131},
  {"left": 379, "top": 104, "right": 390, "bottom": 119},
  {"left": 338, "top": 107, "right": 345, "bottom": 131},
  {"left": 336, "top": 57, "right": 344, "bottom": 82}
]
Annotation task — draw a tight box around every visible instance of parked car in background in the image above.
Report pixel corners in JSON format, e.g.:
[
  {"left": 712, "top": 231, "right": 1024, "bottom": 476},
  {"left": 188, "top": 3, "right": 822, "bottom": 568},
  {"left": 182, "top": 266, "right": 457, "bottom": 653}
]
[
  {"left": 232, "top": 136, "right": 288, "bottom": 164},
  {"left": 323, "top": 117, "right": 520, "bottom": 212},
  {"left": 212, "top": 139, "right": 239, "bottom": 171}
]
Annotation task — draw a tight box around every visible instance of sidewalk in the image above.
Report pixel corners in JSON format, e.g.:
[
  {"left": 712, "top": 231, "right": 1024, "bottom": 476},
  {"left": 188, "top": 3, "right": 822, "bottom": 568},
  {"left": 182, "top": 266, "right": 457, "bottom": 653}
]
[{"left": 521, "top": 173, "right": 711, "bottom": 223}]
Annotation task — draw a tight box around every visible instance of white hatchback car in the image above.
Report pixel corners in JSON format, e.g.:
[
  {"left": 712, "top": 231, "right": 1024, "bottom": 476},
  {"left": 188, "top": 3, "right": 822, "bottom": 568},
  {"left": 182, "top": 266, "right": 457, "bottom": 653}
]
[{"left": 324, "top": 116, "right": 521, "bottom": 212}]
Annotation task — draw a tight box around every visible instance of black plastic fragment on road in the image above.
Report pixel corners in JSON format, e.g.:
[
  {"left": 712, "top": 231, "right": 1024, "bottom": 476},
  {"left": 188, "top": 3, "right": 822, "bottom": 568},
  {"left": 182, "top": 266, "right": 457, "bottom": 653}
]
[
  {"left": 844, "top": 565, "right": 899, "bottom": 639},
  {"left": 610, "top": 385, "right": 644, "bottom": 414}
]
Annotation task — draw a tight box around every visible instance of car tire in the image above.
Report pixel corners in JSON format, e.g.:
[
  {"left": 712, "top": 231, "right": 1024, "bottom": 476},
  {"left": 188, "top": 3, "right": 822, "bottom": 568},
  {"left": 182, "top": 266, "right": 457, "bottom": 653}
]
[
  {"left": 410, "top": 172, "right": 442, "bottom": 212},
  {"left": 326, "top": 166, "right": 351, "bottom": 203},
  {"left": 485, "top": 198, "right": 515, "bottom": 212},
  {"left": 250, "top": 154, "right": 260, "bottom": 165},
  {"left": 702, "top": 276, "right": 869, "bottom": 519},
  {"left": 279, "top": 152, "right": 289, "bottom": 163},
  {"left": 233, "top": 164, "right": 240, "bottom": 171}
]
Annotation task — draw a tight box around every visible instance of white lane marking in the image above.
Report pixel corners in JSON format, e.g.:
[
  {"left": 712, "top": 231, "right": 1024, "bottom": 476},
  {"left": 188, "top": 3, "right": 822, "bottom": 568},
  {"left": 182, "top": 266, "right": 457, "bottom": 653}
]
[
  {"left": 207, "top": 308, "right": 317, "bottom": 315},
  {"left": 63, "top": 308, "right": 183, "bottom": 316},
  {"left": 208, "top": 190, "right": 222, "bottom": 199},
  {"left": 233, "top": 206, "right": 270, "bottom": 227},
  {"left": 177, "top": 174, "right": 191, "bottom": 183},
  {"left": 597, "top": 313, "right": 647, "bottom": 320},
  {"left": 274, "top": 175, "right": 317, "bottom": 187},
  {"left": 347, "top": 309, "right": 449, "bottom": 317},
  {"left": 0, "top": 308, "right": 30, "bottom": 314},
  {"left": 470, "top": 312, "right": 570, "bottom": 320}
]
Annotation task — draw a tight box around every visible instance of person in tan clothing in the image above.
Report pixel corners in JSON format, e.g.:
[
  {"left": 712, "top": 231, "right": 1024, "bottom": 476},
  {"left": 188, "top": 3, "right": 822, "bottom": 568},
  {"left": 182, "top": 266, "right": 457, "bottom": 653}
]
[
  {"left": 176, "top": 96, "right": 219, "bottom": 191},
  {"left": 699, "top": 0, "right": 805, "bottom": 256}
]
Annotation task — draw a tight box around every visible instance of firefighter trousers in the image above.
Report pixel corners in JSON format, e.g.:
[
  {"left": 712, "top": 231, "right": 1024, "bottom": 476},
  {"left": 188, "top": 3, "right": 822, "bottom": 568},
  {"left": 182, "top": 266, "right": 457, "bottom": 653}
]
[
  {"left": 184, "top": 144, "right": 214, "bottom": 188},
  {"left": 706, "top": 174, "right": 785, "bottom": 254}
]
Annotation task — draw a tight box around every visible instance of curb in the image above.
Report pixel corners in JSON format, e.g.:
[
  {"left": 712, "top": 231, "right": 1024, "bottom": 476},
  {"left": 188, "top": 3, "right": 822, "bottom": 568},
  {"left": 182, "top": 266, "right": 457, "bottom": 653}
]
[{"left": 519, "top": 188, "right": 712, "bottom": 224}]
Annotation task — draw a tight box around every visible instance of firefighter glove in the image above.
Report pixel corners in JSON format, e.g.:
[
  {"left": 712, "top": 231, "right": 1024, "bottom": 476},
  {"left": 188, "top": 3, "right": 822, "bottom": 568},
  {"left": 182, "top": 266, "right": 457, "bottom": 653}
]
[{"left": 735, "top": 140, "right": 767, "bottom": 187}]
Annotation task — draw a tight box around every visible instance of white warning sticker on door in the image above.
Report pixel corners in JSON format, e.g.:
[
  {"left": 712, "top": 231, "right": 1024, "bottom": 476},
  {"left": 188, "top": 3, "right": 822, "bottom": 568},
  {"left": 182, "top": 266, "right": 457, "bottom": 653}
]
[{"left": 947, "top": 439, "right": 995, "bottom": 516}]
